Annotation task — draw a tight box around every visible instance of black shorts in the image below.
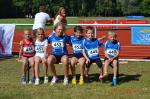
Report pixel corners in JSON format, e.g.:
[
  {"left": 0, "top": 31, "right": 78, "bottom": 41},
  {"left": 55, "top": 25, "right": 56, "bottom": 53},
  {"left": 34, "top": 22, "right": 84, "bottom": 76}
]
[
  {"left": 22, "top": 55, "right": 33, "bottom": 58},
  {"left": 104, "top": 57, "right": 119, "bottom": 66},
  {"left": 86, "top": 58, "right": 102, "bottom": 68},
  {"left": 72, "top": 54, "right": 84, "bottom": 59},
  {"left": 53, "top": 54, "right": 66, "bottom": 63},
  {"left": 104, "top": 57, "right": 118, "bottom": 61}
]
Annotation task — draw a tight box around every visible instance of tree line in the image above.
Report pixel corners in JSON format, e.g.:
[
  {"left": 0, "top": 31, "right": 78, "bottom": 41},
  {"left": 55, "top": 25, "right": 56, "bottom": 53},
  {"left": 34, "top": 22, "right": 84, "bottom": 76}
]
[{"left": 0, "top": 0, "right": 150, "bottom": 18}]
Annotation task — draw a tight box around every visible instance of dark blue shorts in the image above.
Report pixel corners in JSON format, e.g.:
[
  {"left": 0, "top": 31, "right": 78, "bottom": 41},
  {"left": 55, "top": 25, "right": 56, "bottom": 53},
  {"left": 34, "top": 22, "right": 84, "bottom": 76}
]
[
  {"left": 86, "top": 58, "right": 102, "bottom": 68},
  {"left": 53, "top": 54, "right": 66, "bottom": 63}
]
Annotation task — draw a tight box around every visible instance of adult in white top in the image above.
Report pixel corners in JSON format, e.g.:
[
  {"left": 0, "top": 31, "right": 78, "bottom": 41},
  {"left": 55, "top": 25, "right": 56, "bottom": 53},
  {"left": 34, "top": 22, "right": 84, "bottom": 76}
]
[{"left": 32, "top": 4, "right": 52, "bottom": 37}]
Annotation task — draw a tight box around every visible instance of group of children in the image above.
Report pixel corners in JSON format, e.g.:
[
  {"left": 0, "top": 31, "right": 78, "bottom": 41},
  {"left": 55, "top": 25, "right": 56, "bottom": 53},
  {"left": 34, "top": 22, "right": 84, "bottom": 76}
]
[{"left": 17, "top": 22, "right": 120, "bottom": 86}]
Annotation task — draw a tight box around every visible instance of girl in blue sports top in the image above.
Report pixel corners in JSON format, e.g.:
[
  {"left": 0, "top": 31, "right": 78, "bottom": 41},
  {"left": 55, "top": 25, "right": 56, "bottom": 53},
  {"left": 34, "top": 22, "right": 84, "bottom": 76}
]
[
  {"left": 47, "top": 22, "right": 70, "bottom": 85},
  {"left": 82, "top": 26, "right": 103, "bottom": 83},
  {"left": 70, "top": 26, "right": 86, "bottom": 85},
  {"left": 103, "top": 31, "right": 120, "bottom": 86}
]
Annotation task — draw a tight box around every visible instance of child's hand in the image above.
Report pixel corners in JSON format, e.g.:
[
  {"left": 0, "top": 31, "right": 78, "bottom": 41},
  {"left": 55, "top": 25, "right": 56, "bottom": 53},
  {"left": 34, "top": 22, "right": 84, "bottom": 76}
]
[
  {"left": 16, "top": 58, "right": 22, "bottom": 62},
  {"left": 108, "top": 58, "right": 113, "bottom": 62},
  {"left": 86, "top": 58, "right": 90, "bottom": 64}
]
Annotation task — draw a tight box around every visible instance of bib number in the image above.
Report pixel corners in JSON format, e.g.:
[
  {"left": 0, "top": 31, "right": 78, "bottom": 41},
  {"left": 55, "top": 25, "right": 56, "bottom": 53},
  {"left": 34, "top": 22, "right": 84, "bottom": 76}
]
[
  {"left": 23, "top": 46, "right": 33, "bottom": 53},
  {"left": 106, "top": 49, "right": 117, "bottom": 58},
  {"left": 52, "top": 42, "right": 64, "bottom": 48},
  {"left": 73, "top": 44, "right": 82, "bottom": 50},
  {"left": 35, "top": 46, "right": 44, "bottom": 53},
  {"left": 88, "top": 49, "right": 99, "bottom": 56}
]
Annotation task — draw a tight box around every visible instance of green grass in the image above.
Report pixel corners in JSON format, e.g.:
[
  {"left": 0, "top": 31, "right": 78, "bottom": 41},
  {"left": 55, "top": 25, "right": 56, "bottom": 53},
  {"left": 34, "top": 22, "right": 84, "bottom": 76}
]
[
  {"left": 0, "top": 17, "right": 78, "bottom": 30},
  {"left": 0, "top": 17, "right": 150, "bottom": 30},
  {"left": 0, "top": 57, "right": 150, "bottom": 99}
]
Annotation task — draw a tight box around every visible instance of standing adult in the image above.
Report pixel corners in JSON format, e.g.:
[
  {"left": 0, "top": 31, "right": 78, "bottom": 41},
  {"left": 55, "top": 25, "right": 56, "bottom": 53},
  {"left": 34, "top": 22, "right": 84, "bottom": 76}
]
[
  {"left": 53, "top": 7, "right": 67, "bottom": 26},
  {"left": 32, "top": 4, "right": 52, "bottom": 38}
]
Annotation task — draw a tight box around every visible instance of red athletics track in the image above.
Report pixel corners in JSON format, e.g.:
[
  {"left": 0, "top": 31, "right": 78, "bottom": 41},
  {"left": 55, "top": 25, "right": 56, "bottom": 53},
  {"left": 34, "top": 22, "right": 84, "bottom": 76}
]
[{"left": 12, "top": 29, "right": 150, "bottom": 59}]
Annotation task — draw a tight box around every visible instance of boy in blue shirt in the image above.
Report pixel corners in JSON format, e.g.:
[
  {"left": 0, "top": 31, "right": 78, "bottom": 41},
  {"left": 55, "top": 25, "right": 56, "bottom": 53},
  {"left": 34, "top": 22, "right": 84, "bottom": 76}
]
[
  {"left": 82, "top": 26, "right": 103, "bottom": 83},
  {"left": 103, "top": 31, "right": 120, "bottom": 86},
  {"left": 47, "top": 22, "right": 70, "bottom": 85},
  {"left": 70, "top": 26, "right": 86, "bottom": 85}
]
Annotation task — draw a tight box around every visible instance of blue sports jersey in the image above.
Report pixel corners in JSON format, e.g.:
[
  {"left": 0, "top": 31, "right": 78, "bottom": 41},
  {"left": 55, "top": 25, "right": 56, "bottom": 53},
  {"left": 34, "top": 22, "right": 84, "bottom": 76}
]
[
  {"left": 70, "top": 36, "right": 85, "bottom": 56},
  {"left": 104, "top": 40, "right": 120, "bottom": 58},
  {"left": 48, "top": 33, "right": 70, "bottom": 55},
  {"left": 82, "top": 38, "right": 103, "bottom": 59}
]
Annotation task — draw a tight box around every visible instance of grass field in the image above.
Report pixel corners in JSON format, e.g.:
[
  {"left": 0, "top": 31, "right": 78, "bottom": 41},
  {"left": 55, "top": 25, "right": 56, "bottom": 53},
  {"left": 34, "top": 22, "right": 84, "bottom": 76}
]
[
  {"left": 0, "top": 57, "right": 150, "bottom": 99},
  {"left": 0, "top": 17, "right": 150, "bottom": 29}
]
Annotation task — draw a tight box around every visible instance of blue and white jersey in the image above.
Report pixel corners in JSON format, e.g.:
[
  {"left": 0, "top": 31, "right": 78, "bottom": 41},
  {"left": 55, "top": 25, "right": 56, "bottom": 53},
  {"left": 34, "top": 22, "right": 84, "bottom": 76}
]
[
  {"left": 104, "top": 40, "right": 120, "bottom": 58},
  {"left": 48, "top": 33, "right": 70, "bottom": 55},
  {"left": 70, "top": 36, "right": 85, "bottom": 56},
  {"left": 82, "top": 38, "right": 103, "bottom": 59}
]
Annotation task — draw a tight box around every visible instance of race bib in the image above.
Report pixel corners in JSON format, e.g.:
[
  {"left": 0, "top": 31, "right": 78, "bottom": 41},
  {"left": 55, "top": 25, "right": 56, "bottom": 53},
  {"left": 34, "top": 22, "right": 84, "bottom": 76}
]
[
  {"left": 106, "top": 49, "right": 117, "bottom": 58},
  {"left": 52, "top": 42, "right": 64, "bottom": 48},
  {"left": 23, "top": 46, "right": 34, "bottom": 53},
  {"left": 73, "top": 44, "right": 82, "bottom": 51},
  {"left": 35, "top": 45, "right": 44, "bottom": 53},
  {"left": 88, "top": 49, "right": 99, "bottom": 56}
]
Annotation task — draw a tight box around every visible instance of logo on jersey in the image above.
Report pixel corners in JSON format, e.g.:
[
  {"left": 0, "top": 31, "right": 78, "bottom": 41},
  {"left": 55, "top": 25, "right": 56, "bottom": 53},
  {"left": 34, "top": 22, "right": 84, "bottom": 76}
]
[
  {"left": 23, "top": 46, "right": 34, "bottom": 53},
  {"left": 52, "top": 42, "right": 64, "bottom": 48}
]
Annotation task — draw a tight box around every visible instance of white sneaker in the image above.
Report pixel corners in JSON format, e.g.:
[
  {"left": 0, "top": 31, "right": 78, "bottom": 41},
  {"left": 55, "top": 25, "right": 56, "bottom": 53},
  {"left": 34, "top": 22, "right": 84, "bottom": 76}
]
[
  {"left": 35, "top": 78, "right": 40, "bottom": 85},
  {"left": 44, "top": 76, "right": 49, "bottom": 84},
  {"left": 50, "top": 77, "right": 58, "bottom": 85},
  {"left": 63, "top": 78, "right": 68, "bottom": 85}
]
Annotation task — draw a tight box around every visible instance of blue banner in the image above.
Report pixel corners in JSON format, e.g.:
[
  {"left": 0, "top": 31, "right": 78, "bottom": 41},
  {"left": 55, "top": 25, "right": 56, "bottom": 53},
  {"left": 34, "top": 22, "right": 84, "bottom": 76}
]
[{"left": 131, "top": 26, "right": 150, "bottom": 45}]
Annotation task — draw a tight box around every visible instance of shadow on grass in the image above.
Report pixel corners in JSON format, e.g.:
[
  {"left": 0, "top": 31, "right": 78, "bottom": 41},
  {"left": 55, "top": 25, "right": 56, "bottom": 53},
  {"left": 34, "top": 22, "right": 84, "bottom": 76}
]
[
  {"left": 38, "top": 73, "right": 141, "bottom": 85},
  {"left": 101, "top": 73, "right": 141, "bottom": 85}
]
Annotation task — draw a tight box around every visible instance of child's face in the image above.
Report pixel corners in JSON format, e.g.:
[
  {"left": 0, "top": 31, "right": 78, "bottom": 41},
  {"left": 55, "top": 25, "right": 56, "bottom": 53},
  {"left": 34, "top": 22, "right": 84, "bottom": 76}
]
[
  {"left": 86, "top": 29, "right": 94, "bottom": 39},
  {"left": 24, "top": 30, "right": 31, "bottom": 40},
  {"left": 61, "top": 9, "right": 66, "bottom": 16},
  {"left": 108, "top": 34, "right": 116, "bottom": 42},
  {"left": 37, "top": 31, "right": 44, "bottom": 41},
  {"left": 55, "top": 25, "right": 63, "bottom": 36},
  {"left": 75, "top": 30, "right": 82, "bottom": 38}
]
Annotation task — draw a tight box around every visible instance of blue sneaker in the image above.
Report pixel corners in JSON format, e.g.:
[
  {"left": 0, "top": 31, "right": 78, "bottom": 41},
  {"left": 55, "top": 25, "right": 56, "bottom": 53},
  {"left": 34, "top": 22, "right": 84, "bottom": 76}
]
[
  {"left": 112, "top": 78, "right": 117, "bottom": 86},
  {"left": 21, "top": 75, "right": 26, "bottom": 84}
]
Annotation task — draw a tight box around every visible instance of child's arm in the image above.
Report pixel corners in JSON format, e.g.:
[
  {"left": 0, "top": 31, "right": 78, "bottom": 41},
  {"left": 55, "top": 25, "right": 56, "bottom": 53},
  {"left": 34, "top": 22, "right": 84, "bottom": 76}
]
[
  {"left": 43, "top": 46, "right": 48, "bottom": 59},
  {"left": 17, "top": 41, "right": 23, "bottom": 61},
  {"left": 98, "top": 35, "right": 106, "bottom": 41},
  {"left": 82, "top": 49, "right": 90, "bottom": 64}
]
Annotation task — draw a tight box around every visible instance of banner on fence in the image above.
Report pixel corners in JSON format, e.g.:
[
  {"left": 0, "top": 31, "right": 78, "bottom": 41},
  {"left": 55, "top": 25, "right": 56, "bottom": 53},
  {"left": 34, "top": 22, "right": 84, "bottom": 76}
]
[
  {"left": 131, "top": 26, "right": 150, "bottom": 45},
  {"left": 0, "top": 24, "right": 15, "bottom": 56}
]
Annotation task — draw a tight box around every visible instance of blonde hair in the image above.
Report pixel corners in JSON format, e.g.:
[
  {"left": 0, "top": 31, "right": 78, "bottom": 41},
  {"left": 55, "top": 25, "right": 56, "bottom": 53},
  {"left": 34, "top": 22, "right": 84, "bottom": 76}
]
[
  {"left": 36, "top": 28, "right": 45, "bottom": 38},
  {"left": 108, "top": 31, "right": 117, "bottom": 36},
  {"left": 24, "top": 30, "right": 30, "bottom": 34}
]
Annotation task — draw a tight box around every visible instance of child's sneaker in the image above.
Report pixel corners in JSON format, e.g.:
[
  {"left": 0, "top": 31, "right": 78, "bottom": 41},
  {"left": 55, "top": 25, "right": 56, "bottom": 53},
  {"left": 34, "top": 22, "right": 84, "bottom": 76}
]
[
  {"left": 29, "top": 76, "right": 35, "bottom": 84},
  {"left": 35, "top": 78, "right": 40, "bottom": 85},
  {"left": 72, "top": 76, "right": 77, "bottom": 85},
  {"left": 50, "top": 77, "right": 58, "bottom": 85},
  {"left": 112, "top": 78, "right": 117, "bottom": 86},
  {"left": 21, "top": 75, "right": 26, "bottom": 84},
  {"left": 79, "top": 76, "right": 84, "bottom": 85},
  {"left": 44, "top": 76, "right": 49, "bottom": 84},
  {"left": 63, "top": 77, "right": 68, "bottom": 85}
]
